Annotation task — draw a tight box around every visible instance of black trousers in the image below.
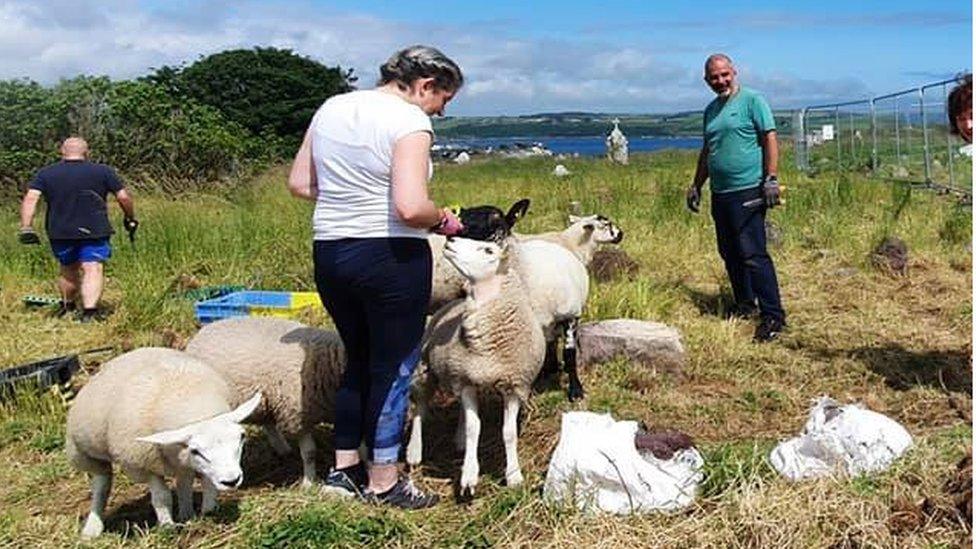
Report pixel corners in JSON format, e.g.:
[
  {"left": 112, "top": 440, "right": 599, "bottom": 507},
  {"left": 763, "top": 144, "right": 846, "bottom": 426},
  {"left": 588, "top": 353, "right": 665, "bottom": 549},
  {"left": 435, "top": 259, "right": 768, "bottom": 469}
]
[
  {"left": 710, "top": 186, "right": 785, "bottom": 323},
  {"left": 313, "top": 237, "right": 432, "bottom": 464}
]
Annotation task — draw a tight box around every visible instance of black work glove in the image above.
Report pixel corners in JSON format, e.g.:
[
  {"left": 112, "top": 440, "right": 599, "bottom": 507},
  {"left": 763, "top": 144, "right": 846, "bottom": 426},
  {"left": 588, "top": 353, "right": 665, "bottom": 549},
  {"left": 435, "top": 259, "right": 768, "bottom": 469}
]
[
  {"left": 18, "top": 227, "right": 40, "bottom": 245},
  {"left": 686, "top": 184, "right": 702, "bottom": 213},
  {"left": 762, "top": 175, "right": 782, "bottom": 208},
  {"left": 123, "top": 217, "right": 139, "bottom": 238}
]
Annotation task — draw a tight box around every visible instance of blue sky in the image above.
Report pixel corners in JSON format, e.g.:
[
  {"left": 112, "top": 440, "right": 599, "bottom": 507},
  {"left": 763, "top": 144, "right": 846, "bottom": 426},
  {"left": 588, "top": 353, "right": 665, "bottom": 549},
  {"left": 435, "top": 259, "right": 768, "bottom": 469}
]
[{"left": 1, "top": 0, "right": 970, "bottom": 115}]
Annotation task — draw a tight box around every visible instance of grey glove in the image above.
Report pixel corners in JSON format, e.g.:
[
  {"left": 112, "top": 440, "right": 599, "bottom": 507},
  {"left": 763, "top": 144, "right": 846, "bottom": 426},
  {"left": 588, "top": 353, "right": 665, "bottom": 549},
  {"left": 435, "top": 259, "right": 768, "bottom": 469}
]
[
  {"left": 762, "top": 175, "right": 781, "bottom": 208},
  {"left": 18, "top": 227, "right": 40, "bottom": 245},
  {"left": 686, "top": 184, "right": 702, "bottom": 213}
]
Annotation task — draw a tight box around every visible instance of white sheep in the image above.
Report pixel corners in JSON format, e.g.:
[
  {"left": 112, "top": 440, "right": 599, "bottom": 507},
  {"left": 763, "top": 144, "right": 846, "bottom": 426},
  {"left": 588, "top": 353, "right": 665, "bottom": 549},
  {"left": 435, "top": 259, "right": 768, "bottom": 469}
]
[
  {"left": 519, "top": 214, "right": 624, "bottom": 265},
  {"left": 429, "top": 212, "right": 621, "bottom": 313},
  {"left": 408, "top": 236, "right": 545, "bottom": 494},
  {"left": 66, "top": 348, "right": 261, "bottom": 539},
  {"left": 431, "top": 213, "right": 624, "bottom": 400},
  {"left": 184, "top": 316, "right": 345, "bottom": 488}
]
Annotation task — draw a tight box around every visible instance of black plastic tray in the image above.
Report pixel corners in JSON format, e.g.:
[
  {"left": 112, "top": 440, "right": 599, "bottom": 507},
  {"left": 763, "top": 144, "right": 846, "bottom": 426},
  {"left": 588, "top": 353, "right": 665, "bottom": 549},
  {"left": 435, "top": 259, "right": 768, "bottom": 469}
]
[{"left": 0, "top": 355, "right": 80, "bottom": 400}]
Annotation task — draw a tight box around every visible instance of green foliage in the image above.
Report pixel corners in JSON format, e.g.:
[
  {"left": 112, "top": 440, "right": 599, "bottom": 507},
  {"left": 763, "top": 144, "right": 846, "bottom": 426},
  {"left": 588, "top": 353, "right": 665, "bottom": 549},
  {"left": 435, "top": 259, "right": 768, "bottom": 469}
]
[
  {"left": 699, "top": 441, "right": 777, "bottom": 498},
  {"left": 251, "top": 504, "right": 408, "bottom": 548},
  {"left": 0, "top": 75, "right": 272, "bottom": 196},
  {"left": 155, "top": 47, "right": 356, "bottom": 149}
]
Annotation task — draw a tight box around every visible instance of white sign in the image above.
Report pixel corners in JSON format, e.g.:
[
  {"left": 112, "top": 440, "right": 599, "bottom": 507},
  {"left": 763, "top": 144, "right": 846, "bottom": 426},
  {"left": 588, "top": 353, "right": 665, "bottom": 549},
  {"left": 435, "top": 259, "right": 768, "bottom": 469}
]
[{"left": 822, "top": 124, "right": 835, "bottom": 141}]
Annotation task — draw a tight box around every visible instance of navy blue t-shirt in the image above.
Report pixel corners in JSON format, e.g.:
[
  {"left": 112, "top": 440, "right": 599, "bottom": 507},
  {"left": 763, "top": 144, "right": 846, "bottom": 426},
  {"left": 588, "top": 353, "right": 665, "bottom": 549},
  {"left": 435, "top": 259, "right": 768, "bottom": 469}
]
[{"left": 29, "top": 160, "right": 124, "bottom": 240}]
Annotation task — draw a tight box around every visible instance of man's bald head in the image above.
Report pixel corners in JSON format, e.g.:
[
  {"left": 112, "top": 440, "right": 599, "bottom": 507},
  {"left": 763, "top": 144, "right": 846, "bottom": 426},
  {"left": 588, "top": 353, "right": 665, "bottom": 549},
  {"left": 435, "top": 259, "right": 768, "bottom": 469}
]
[
  {"left": 704, "top": 53, "right": 734, "bottom": 73},
  {"left": 60, "top": 137, "right": 89, "bottom": 160},
  {"left": 703, "top": 53, "right": 738, "bottom": 97}
]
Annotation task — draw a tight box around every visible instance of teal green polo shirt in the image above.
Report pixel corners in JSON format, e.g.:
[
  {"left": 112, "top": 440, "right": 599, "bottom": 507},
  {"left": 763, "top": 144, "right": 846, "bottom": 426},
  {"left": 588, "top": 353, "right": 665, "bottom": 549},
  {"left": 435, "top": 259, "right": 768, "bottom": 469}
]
[{"left": 703, "top": 86, "right": 776, "bottom": 194}]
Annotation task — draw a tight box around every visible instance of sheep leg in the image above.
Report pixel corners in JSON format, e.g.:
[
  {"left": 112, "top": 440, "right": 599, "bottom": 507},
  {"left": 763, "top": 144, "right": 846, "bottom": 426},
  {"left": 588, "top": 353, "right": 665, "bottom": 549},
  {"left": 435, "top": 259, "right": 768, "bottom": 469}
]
[
  {"left": 298, "top": 432, "right": 317, "bottom": 488},
  {"left": 459, "top": 387, "right": 481, "bottom": 495},
  {"left": 406, "top": 402, "right": 425, "bottom": 466},
  {"left": 200, "top": 477, "right": 218, "bottom": 515},
  {"left": 80, "top": 471, "right": 112, "bottom": 539},
  {"left": 502, "top": 394, "right": 523, "bottom": 487},
  {"left": 263, "top": 424, "right": 293, "bottom": 456},
  {"left": 564, "top": 320, "right": 585, "bottom": 401},
  {"left": 148, "top": 475, "right": 175, "bottom": 528},
  {"left": 175, "top": 471, "right": 195, "bottom": 522},
  {"left": 542, "top": 339, "right": 560, "bottom": 377},
  {"left": 454, "top": 410, "right": 466, "bottom": 452}
]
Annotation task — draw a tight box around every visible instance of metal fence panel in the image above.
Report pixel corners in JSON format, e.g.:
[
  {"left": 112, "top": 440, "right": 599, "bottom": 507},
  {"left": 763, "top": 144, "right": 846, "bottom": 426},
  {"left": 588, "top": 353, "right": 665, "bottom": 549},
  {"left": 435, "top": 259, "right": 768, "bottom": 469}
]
[{"left": 793, "top": 75, "right": 972, "bottom": 197}]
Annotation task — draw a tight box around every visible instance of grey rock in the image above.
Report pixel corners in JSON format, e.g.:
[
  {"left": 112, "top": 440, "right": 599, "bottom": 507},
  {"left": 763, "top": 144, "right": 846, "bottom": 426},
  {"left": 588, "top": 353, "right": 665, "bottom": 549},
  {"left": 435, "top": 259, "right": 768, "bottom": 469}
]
[{"left": 578, "top": 319, "right": 684, "bottom": 376}]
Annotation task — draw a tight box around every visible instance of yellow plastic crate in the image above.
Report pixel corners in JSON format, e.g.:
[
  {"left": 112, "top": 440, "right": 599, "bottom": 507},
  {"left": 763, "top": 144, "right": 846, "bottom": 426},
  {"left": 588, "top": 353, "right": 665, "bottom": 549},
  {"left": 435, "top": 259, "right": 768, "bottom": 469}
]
[{"left": 251, "top": 291, "right": 323, "bottom": 318}]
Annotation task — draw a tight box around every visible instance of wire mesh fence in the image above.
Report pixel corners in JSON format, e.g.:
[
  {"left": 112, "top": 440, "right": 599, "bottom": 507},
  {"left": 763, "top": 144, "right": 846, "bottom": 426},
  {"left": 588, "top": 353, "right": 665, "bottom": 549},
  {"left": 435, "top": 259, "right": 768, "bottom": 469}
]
[{"left": 794, "top": 75, "right": 972, "bottom": 198}]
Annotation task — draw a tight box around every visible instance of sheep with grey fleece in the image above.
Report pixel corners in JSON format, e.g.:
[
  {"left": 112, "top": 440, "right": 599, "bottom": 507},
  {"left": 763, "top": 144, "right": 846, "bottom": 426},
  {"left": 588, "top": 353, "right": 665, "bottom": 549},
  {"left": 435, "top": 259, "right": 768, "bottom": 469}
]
[
  {"left": 66, "top": 348, "right": 261, "bottom": 539},
  {"left": 407, "top": 236, "right": 546, "bottom": 495},
  {"left": 185, "top": 316, "right": 345, "bottom": 488}
]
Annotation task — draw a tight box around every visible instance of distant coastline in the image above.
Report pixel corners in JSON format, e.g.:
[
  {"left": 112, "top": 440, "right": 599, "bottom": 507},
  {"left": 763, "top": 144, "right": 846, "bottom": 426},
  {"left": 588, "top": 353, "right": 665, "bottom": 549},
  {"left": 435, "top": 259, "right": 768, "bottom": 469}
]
[{"left": 436, "top": 135, "right": 703, "bottom": 157}]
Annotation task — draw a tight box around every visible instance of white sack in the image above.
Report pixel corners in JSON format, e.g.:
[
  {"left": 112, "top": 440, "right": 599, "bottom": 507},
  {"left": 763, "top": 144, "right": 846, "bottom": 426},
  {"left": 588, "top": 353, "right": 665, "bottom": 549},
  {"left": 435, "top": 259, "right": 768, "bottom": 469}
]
[
  {"left": 543, "top": 411, "right": 703, "bottom": 514},
  {"left": 770, "top": 396, "right": 913, "bottom": 481}
]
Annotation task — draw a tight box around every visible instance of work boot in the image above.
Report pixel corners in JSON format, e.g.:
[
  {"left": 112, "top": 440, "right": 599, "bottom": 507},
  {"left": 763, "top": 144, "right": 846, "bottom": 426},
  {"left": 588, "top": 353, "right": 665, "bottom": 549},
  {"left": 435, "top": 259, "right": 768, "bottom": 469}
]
[
  {"left": 56, "top": 300, "right": 77, "bottom": 318},
  {"left": 78, "top": 308, "right": 104, "bottom": 323},
  {"left": 754, "top": 316, "right": 786, "bottom": 343}
]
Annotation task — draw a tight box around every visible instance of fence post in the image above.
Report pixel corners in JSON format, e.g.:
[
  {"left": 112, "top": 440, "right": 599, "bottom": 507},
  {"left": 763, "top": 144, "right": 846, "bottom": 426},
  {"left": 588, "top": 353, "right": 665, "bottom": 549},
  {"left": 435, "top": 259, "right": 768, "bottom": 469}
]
[
  {"left": 894, "top": 98, "right": 901, "bottom": 165},
  {"left": 943, "top": 83, "right": 954, "bottom": 188},
  {"left": 835, "top": 108, "right": 841, "bottom": 171},
  {"left": 870, "top": 98, "right": 878, "bottom": 172},
  {"left": 919, "top": 87, "right": 931, "bottom": 183}
]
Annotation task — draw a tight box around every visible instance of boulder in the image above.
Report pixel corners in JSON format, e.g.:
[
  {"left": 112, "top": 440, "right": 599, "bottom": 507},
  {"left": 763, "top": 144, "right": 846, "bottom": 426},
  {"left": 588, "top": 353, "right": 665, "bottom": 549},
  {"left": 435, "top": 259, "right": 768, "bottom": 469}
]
[
  {"left": 578, "top": 319, "right": 684, "bottom": 375},
  {"left": 552, "top": 164, "right": 571, "bottom": 177}
]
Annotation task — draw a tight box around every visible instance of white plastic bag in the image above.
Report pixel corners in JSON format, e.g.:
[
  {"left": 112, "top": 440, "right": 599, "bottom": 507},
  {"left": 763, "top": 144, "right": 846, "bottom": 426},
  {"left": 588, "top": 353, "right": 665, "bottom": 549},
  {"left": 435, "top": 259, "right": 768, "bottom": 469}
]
[
  {"left": 770, "top": 396, "right": 913, "bottom": 481},
  {"left": 543, "top": 411, "right": 703, "bottom": 514}
]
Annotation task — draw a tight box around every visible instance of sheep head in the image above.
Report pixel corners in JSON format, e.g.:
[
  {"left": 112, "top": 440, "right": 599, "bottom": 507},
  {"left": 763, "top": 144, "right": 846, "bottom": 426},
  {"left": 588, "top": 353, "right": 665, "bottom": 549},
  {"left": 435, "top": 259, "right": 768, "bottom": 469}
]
[
  {"left": 458, "top": 198, "right": 530, "bottom": 243},
  {"left": 136, "top": 392, "right": 262, "bottom": 490},
  {"left": 568, "top": 214, "right": 624, "bottom": 244}
]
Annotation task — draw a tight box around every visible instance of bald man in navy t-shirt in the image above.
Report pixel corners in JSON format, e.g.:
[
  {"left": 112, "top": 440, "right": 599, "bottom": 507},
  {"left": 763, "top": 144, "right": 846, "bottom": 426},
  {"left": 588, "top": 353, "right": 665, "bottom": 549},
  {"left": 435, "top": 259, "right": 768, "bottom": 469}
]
[{"left": 19, "top": 137, "right": 138, "bottom": 322}]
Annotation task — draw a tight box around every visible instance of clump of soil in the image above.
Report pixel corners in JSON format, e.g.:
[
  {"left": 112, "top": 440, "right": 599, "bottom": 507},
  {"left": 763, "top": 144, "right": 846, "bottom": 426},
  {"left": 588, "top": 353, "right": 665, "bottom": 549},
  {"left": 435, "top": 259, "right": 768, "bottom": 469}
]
[
  {"left": 947, "top": 452, "right": 972, "bottom": 525},
  {"left": 871, "top": 236, "right": 909, "bottom": 275},
  {"left": 591, "top": 248, "right": 640, "bottom": 282},
  {"left": 634, "top": 429, "right": 694, "bottom": 460}
]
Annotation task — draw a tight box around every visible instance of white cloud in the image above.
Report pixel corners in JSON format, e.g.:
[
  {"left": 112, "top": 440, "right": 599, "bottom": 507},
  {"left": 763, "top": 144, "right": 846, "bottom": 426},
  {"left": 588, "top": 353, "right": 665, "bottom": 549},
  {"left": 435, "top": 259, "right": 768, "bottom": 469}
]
[{"left": 0, "top": 1, "right": 873, "bottom": 114}]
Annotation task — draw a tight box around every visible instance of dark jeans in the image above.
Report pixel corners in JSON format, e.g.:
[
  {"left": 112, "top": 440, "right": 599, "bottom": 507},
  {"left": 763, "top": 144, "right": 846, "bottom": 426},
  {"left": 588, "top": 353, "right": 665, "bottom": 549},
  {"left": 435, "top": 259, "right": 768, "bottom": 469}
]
[
  {"left": 313, "top": 237, "right": 432, "bottom": 464},
  {"left": 710, "top": 186, "right": 785, "bottom": 323}
]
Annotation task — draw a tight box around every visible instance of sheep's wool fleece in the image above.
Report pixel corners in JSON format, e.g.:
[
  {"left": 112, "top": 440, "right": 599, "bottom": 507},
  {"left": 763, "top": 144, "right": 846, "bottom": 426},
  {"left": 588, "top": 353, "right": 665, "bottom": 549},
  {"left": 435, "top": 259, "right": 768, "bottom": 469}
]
[
  {"left": 185, "top": 317, "right": 345, "bottom": 435},
  {"left": 66, "top": 348, "right": 234, "bottom": 480},
  {"left": 423, "top": 252, "right": 545, "bottom": 401}
]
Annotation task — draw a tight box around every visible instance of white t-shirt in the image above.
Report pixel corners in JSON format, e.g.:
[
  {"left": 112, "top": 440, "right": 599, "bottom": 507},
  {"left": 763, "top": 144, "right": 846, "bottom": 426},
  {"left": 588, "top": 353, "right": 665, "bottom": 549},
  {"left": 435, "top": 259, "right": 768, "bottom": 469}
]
[{"left": 310, "top": 89, "right": 434, "bottom": 240}]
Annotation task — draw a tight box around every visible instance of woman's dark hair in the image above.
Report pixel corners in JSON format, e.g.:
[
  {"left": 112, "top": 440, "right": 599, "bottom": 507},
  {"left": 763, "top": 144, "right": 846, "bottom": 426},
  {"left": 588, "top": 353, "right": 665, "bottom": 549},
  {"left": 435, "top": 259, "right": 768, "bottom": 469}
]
[
  {"left": 947, "top": 73, "right": 972, "bottom": 136},
  {"left": 378, "top": 45, "right": 463, "bottom": 92}
]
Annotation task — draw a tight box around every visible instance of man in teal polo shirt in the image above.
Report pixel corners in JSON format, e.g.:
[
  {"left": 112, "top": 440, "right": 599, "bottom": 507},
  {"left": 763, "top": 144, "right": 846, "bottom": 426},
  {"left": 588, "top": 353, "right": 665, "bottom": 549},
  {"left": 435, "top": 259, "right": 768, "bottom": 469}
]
[{"left": 686, "top": 53, "right": 786, "bottom": 342}]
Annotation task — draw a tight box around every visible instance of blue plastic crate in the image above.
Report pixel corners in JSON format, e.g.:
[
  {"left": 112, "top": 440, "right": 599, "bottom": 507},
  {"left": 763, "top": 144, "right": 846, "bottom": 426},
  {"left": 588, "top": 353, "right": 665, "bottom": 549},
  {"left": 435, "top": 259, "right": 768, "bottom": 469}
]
[{"left": 194, "top": 291, "right": 321, "bottom": 324}]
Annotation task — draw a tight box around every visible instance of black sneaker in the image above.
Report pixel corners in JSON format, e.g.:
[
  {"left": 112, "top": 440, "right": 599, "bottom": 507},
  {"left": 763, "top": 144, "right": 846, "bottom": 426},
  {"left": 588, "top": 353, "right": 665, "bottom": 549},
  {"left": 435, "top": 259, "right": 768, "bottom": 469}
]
[
  {"left": 754, "top": 317, "right": 786, "bottom": 343},
  {"left": 55, "top": 301, "right": 77, "bottom": 318},
  {"left": 78, "top": 309, "right": 104, "bottom": 323},
  {"left": 367, "top": 477, "right": 439, "bottom": 510},
  {"left": 322, "top": 463, "right": 367, "bottom": 498}
]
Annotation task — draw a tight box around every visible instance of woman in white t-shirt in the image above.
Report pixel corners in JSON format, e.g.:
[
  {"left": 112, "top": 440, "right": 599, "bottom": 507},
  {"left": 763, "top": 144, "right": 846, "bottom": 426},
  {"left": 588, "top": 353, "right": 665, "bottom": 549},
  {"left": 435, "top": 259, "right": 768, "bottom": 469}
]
[{"left": 287, "top": 45, "right": 462, "bottom": 509}]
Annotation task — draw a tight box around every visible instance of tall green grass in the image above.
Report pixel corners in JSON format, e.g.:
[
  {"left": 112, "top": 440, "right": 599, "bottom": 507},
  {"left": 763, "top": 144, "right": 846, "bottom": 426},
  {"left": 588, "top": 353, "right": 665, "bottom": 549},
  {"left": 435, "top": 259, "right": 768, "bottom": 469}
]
[{"left": 0, "top": 149, "right": 970, "bottom": 547}]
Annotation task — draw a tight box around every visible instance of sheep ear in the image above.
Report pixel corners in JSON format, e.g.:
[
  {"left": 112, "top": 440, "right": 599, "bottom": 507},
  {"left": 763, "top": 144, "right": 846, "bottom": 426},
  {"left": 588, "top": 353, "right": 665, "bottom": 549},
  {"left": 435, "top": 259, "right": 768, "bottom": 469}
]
[
  {"left": 505, "top": 199, "right": 530, "bottom": 227},
  {"left": 224, "top": 392, "right": 262, "bottom": 424},
  {"left": 137, "top": 426, "right": 193, "bottom": 446}
]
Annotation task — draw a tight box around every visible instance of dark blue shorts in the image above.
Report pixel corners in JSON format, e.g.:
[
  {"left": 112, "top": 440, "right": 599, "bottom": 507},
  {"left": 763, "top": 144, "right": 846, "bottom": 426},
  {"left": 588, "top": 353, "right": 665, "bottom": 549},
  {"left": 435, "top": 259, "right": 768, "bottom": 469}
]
[{"left": 50, "top": 238, "right": 112, "bottom": 266}]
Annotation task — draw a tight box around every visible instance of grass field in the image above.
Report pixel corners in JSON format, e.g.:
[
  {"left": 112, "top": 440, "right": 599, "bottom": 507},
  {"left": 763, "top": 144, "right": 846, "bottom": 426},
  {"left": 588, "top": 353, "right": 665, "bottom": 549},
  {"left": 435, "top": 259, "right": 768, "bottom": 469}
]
[{"left": 0, "top": 149, "right": 971, "bottom": 547}]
